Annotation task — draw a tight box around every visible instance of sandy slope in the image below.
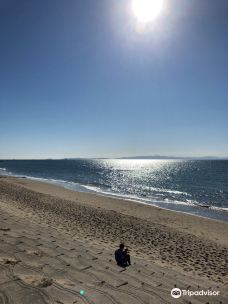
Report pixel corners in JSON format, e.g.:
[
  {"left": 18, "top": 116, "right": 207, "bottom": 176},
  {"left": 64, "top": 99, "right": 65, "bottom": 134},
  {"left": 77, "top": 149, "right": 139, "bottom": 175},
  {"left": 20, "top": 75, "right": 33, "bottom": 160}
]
[{"left": 0, "top": 176, "right": 227, "bottom": 304}]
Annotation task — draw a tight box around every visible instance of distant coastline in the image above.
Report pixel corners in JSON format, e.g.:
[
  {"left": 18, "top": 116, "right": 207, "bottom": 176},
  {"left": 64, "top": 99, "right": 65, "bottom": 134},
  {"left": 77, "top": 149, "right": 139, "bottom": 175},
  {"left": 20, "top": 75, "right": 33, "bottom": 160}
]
[
  {"left": 116, "top": 155, "right": 228, "bottom": 160},
  {"left": 1, "top": 155, "right": 228, "bottom": 161},
  {"left": 64, "top": 155, "right": 228, "bottom": 161}
]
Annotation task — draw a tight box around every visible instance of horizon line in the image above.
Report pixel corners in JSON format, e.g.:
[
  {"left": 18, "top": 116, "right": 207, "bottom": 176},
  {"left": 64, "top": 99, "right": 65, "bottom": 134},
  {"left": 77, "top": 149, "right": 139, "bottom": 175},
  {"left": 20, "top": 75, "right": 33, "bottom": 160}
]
[{"left": 1, "top": 155, "right": 228, "bottom": 161}]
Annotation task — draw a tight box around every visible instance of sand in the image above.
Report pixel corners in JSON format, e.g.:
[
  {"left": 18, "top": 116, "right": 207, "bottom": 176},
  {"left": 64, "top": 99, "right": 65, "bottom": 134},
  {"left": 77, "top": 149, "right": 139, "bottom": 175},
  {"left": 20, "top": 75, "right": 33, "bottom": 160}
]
[{"left": 0, "top": 176, "right": 227, "bottom": 304}]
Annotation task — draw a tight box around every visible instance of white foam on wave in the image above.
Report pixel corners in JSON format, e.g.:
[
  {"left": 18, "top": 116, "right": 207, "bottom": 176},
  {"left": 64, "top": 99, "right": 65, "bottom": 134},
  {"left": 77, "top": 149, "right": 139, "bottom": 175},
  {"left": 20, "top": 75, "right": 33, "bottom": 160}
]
[
  {"left": 82, "top": 184, "right": 194, "bottom": 207},
  {"left": 210, "top": 205, "right": 228, "bottom": 212},
  {"left": 72, "top": 183, "right": 228, "bottom": 214},
  {"left": 0, "top": 167, "right": 12, "bottom": 175},
  {"left": 143, "top": 185, "right": 189, "bottom": 196}
]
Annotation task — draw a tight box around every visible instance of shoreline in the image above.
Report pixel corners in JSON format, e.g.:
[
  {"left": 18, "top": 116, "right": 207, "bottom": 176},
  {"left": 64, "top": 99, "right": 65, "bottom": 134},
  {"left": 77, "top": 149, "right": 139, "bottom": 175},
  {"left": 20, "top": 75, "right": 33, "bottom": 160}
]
[
  {"left": 1, "top": 176, "right": 228, "bottom": 248},
  {"left": 1, "top": 172, "right": 228, "bottom": 222},
  {"left": 0, "top": 176, "right": 228, "bottom": 303}
]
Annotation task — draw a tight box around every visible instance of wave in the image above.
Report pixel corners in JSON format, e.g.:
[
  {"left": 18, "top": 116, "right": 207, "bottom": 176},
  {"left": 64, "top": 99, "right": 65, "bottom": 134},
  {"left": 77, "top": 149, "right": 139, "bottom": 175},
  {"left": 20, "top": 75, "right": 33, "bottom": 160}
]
[
  {"left": 81, "top": 184, "right": 228, "bottom": 212},
  {"left": 143, "top": 186, "right": 189, "bottom": 196},
  {"left": 0, "top": 167, "right": 12, "bottom": 175},
  {"left": 210, "top": 205, "right": 228, "bottom": 212}
]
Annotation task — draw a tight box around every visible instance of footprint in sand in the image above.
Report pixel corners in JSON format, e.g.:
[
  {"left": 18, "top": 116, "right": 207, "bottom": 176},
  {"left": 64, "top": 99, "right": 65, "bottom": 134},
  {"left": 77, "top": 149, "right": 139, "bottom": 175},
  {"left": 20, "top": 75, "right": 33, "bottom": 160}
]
[{"left": 0, "top": 227, "right": 10, "bottom": 231}]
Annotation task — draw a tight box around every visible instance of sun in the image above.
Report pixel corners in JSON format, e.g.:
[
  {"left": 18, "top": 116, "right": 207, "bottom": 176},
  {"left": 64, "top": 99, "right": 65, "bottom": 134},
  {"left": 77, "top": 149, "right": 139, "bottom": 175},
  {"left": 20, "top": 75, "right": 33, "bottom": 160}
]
[{"left": 132, "top": 0, "right": 164, "bottom": 23}]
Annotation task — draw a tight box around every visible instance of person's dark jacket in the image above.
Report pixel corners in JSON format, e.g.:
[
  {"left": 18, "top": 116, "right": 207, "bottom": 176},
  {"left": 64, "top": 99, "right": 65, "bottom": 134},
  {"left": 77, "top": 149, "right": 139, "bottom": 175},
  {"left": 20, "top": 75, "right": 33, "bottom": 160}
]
[{"left": 115, "top": 249, "right": 124, "bottom": 265}]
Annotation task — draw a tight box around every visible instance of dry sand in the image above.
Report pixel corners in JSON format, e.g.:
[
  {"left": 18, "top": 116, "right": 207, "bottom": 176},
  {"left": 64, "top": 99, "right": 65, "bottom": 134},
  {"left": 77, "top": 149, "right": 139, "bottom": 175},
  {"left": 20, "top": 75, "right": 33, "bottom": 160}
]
[{"left": 0, "top": 176, "right": 227, "bottom": 304}]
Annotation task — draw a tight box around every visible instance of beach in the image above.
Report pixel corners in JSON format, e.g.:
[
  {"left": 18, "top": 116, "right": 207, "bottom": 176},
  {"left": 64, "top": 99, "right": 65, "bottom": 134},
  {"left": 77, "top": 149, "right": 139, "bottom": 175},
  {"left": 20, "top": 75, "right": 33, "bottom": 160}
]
[{"left": 0, "top": 176, "right": 227, "bottom": 303}]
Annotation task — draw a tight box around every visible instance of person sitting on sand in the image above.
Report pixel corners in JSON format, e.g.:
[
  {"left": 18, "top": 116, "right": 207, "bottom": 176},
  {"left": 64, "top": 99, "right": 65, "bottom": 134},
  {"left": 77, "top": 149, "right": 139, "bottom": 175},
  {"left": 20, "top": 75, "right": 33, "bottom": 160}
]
[{"left": 115, "top": 243, "right": 131, "bottom": 267}]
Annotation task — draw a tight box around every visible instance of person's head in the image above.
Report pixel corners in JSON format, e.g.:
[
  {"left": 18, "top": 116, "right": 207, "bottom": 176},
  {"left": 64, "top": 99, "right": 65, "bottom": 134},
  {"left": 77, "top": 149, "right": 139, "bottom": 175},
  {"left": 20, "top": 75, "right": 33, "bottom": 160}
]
[{"left": 119, "top": 243, "right": 125, "bottom": 250}]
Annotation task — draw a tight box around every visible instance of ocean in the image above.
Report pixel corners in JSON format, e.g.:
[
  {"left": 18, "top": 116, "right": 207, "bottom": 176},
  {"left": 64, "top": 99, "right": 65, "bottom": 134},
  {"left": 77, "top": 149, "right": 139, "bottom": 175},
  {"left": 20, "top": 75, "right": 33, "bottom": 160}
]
[{"left": 0, "top": 159, "right": 228, "bottom": 221}]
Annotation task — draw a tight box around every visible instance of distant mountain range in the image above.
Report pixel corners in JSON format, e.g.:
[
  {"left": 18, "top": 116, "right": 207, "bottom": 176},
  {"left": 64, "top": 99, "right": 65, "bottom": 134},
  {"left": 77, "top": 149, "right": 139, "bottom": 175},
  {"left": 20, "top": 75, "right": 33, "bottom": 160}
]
[
  {"left": 116, "top": 155, "right": 226, "bottom": 160},
  {"left": 65, "top": 155, "right": 228, "bottom": 160},
  {"left": 1, "top": 156, "right": 227, "bottom": 161}
]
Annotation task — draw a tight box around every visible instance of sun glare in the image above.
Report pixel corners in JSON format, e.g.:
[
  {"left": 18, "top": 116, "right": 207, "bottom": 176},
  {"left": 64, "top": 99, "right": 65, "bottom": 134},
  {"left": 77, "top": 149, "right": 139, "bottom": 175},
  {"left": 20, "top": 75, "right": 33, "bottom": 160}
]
[{"left": 132, "top": 0, "right": 164, "bottom": 23}]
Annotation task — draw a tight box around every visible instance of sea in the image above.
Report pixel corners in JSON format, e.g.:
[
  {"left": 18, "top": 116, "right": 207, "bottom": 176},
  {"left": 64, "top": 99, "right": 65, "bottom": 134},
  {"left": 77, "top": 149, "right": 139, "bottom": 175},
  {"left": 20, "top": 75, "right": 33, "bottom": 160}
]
[{"left": 0, "top": 159, "right": 228, "bottom": 222}]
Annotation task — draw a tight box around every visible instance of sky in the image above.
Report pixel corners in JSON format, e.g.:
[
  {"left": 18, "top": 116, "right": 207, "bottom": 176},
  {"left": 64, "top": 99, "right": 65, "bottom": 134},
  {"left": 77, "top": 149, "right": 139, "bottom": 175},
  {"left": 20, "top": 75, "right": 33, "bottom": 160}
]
[{"left": 0, "top": 0, "right": 228, "bottom": 159}]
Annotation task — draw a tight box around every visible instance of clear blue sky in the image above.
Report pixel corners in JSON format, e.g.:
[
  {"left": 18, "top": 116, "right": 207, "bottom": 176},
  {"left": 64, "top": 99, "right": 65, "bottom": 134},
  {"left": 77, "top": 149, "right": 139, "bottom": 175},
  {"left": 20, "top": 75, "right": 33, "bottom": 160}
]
[{"left": 1, "top": 0, "right": 228, "bottom": 159}]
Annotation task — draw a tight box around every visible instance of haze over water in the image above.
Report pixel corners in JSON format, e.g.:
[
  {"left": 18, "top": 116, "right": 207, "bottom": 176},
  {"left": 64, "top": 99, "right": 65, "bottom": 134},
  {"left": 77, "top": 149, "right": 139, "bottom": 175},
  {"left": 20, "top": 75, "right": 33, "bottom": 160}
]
[{"left": 1, "top": 159, "right": 228, "bottom": 221}]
